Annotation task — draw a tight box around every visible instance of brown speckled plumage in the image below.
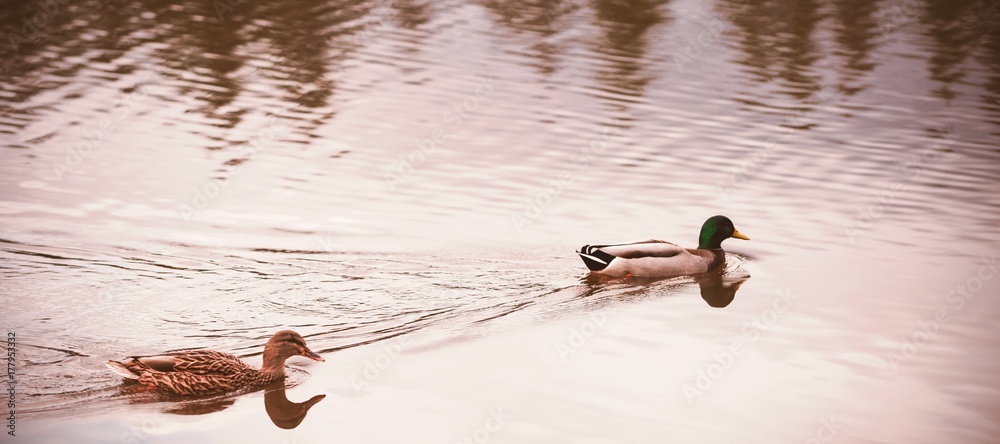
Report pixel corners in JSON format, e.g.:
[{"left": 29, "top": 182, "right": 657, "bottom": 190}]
[{"left": 106, "top": 330, "right": 324, "bottom": 396}]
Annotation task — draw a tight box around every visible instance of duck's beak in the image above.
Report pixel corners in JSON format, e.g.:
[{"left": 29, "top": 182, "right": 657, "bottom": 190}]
[
  {"left": 731, "top": 229, "right": 750, "bottom": 240},
  {"left": 302, "top": 348, "right": 325, "bottom": 362}
]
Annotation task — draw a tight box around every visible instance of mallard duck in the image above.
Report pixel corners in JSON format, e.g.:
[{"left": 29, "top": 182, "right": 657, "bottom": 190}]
[
  {"left": 106, "top": 330, "right": 324, "bottom": 396},
  {"left": 577, "top": 215, "right": 749, "bottom": 278}
]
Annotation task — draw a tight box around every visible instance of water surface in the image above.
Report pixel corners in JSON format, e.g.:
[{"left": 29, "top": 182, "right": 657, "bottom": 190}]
[{"left": 2, "top": 0, "right": 1000, "bottom": 442}]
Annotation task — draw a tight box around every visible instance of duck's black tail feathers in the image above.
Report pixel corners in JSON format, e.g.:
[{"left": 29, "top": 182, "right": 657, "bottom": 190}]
[{"left": 577, "top": 245, "right": 616, "bottom": 271}]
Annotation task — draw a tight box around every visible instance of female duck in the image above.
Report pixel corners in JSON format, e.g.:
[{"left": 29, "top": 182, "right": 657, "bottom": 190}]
[
  {"left": 577, "top": 215, "right": 749, "bottom": 278},
  {"left": 106, "top": 330, "right": 324, "bottom": 396}
]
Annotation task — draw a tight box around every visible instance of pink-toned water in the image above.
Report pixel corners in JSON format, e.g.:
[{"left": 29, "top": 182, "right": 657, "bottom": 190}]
[{"left": 2, "top": 0, "right": 1000, "bottom": 442}]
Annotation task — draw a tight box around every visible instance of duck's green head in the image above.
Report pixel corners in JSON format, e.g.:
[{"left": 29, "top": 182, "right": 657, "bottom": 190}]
[{"left": 698, "top": 215, "right": 750, "bottom": 249}]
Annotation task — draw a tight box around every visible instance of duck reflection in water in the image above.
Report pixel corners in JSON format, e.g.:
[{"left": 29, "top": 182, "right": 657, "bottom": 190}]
[
  {"left": 583, "top": 261, "right": 749, "bottom": 308},
  {"left": 121, "top": 383, "right": 326, "bottom": 429},
  {"left": 264, "top": 386, "right": 326, "bottom": 430},
  {"left": 693, "top": 266, "right": 749, "bottom": 308}
]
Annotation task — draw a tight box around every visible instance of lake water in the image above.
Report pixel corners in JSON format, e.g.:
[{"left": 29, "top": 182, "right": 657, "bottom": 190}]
[{"left": 2, "top": 0, "right": 1000, "bottom": 442}]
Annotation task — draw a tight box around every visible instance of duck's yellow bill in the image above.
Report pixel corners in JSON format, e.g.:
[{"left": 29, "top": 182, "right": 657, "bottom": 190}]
[{"left": 732, "top": 229, "right": 750, "bottom": 240}]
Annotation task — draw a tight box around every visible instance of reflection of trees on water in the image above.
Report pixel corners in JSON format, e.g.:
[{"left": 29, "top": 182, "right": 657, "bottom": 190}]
[
  {"left": 157, "top": 0, "right": 371, "bottom": 137},
  {"left": 923, "top": 0, "right": 1000, "bottom": 106},
  {"left": 720, "top": 0, "right": 825, "bottom": 101},
  {"left": 3, "top": 0, "right": 1000, "bottom": 145},
  {"left": 0, "top": 0, "right": 409, "bottom": 152},
  {"left": 478, "top": 0, "right": 575, "bottom": 75},
  {"left": 590, "top": 0, "right": 670, "bottom": 101},
  {"left": 924, "top": 0, "right": 979, "bottom": 100},
  {"left": 829, "top": 0, "right": 880, "bottom": 94},
  {"left": 479, "top": 0, "right": 668, "bottom": 104},
  {"left": 974, "top": 4, "right": 1000, "bottom": 129}
]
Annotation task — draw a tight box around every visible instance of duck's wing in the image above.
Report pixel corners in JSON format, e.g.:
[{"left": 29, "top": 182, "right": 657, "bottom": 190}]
[
  {"left": 167, "top": 350, "right": 250, "bottom": 375},
  {"left": 577, "top": 240, "right": 686, "bottom": 271},
  {"left": 134, "top": 355, "right": 181, "bottom": 372},
  {"left": 580, "top": 239, "right": 686, "bottom": 258},
  {"left": 124, "top": 350, "right": 247, "bottom": 375}
]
